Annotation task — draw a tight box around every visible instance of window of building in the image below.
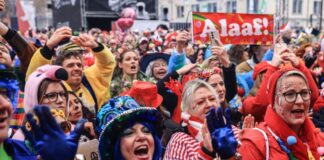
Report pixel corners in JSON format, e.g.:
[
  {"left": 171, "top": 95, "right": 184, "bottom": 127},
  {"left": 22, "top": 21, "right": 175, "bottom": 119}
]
[
  {"left": 192, "top": 4, "right": 200, "bottom": 12},
  {"left": 293, "top": 0, "right": 303, "bottom": 14},
  {"left": 227, "top": 1, "right": 237, "bottom": 13},
  {"left": 207, "top": 3, "right": 217, "bottom": 12},
  {"left": 247, "top": 0, "right": 259, "bottom": 13},
  {"left": 314, "top": 1, "right": 322, "bottom": 15},
  {"left": 161, "top": 8, "right": 169, "bottom": 21},
  {"left": 177, "top": 5, "right": 184, "bottom": 18}
]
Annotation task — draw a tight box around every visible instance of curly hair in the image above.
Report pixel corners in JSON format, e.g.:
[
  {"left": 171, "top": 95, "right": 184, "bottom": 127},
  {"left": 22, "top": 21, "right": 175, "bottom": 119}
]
[{"left": 295, "top": 43, "right": 312, "bottom": 58}]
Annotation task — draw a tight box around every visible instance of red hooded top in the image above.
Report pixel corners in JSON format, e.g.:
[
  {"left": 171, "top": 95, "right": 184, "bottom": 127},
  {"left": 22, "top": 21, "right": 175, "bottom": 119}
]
[
  {"left": 242, "top": 61, "right": 319, "bottom": 121},
  {"left": 314, "top": 96, "right": 324, "bottom": 112},
  {"left": 238, "top": 106, "right": 324, "bottom": 160},
  {"left": 239, "top": 67, "right": 324, "bottom": 159},
  {"left": 252, "top": 61, "right": 270, "bottom": 80}
]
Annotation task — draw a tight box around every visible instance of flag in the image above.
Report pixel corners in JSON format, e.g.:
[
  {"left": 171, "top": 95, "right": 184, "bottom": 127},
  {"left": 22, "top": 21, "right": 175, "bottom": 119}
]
[
  {"left": 280, "top": 22, "right": 291, "bottom": 32},
  {"left": 16, "top": 0, "right": 30, "bottom": 33}
]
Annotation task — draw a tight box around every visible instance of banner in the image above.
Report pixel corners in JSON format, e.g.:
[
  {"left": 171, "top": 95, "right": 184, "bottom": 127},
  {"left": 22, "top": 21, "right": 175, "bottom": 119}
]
[
  {"left": 52, "top": 0, "right": 82, "bottom": 31},
  {"left": 87, "top": 0, "right": 156, "bottom": 19},
  {"left": 86, "top": 0, "right": 112, "bottom": 12},
  {"left": 192, "top": 12, "right": 274, "bottom": 45}
]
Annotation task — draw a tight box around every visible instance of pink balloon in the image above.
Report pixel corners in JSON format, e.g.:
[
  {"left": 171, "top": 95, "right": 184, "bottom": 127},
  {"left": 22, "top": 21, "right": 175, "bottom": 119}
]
[
  {"left": 120, "top": 7, "right": 136, "bottom": 19},
  {"left": 117, "top": 18, "right": 134, "bottom": 31}
]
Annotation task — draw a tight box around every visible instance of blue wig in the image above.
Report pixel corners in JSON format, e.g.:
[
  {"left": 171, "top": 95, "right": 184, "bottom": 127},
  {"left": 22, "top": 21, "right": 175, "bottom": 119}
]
[
  {"left": 113, "top": 121, "right": 162, "bottom": 160},
  {"left": 0, "top": 71, "right": 19, "bottom": 109}
]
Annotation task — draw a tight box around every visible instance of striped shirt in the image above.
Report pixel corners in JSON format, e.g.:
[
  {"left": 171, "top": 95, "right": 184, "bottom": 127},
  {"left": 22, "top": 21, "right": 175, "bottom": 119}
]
[
  {"left": 163, "top": 132, "right": 214, "bottom": 160},
  {"left": 10, "top": 91, "right": 25, "bottom": 130},
  {"left": 163, "top": 125, "right": 241, "bottom": 160}
]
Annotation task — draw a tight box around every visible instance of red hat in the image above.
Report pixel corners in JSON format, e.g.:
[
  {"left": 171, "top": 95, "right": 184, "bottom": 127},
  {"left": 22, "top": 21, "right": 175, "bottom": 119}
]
[
  {"left": 252, "top": 61, "right": 270, "bottom": 80},
  {"left": 120, "top": 81, "right": 163, "bottom": 108},
  {"left": 266, "top": 66, "right": 305, "bottom": 106},
  {"left": 165, "top": 32, "right": 177, "bottom": 42},
  {"left": 164, "top": 32, "right": 177, "bottom": 47}
]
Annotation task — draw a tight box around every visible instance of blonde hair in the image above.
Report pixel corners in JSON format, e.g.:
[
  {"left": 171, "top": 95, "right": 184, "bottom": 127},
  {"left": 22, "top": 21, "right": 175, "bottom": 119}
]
[
  {"left": 274, "top": 70, "right": 309, "bottom": 106},
  {"left": 275, "top": 70, "right": 309, "bottom": 94},
  {"left": 181, "top": 79, "right": 219, "bottom": 112}
]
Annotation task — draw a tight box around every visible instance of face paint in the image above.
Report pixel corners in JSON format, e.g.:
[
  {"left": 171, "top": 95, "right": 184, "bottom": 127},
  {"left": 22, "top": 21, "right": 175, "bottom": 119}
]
[{"left": 274, "top": 75, "right": 310, "bottom": 129}]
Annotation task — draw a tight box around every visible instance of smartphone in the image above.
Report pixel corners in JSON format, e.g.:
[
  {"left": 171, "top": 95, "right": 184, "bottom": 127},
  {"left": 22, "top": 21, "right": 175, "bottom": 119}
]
[
  {"left": 274, "top": 43, "right": 288, "bottom": 55},
  {"left": 209, "top": 31, "right": 219, "bottom": 46},
  {"left": 58, "top": 37, "right": 71, "bottom": 46},
  {"left": 56, "top": 22, "right": 70, "bottom": 29}
]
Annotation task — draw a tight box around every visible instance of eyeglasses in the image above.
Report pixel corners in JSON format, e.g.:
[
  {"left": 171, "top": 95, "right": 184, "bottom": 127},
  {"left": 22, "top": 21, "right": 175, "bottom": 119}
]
[
  {"left": 277, "top": 89, "right": 312, "bottom": 103},
  {"left": 41, "top": 91, "right": 68, "bottom": 102}
]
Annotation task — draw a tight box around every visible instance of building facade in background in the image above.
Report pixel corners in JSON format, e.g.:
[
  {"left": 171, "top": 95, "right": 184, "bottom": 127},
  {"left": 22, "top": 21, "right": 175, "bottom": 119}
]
[
  {"left": 158, "top": 0, "right": 323, "bottom": 30},
  {"left": 2, "top": 0, "right": 323, "bottom": 31}
]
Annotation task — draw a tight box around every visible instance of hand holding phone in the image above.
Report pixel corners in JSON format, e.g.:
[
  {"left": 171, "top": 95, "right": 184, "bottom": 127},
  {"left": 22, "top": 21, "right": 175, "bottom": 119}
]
[
  {"left": 274, "top": 43, "right": 289, "bottom": 55},
  {"left": 176, "top": 30, "right": 190, "bottom": 53},
  {"left": 272, "top": 42, "right": 298, "bottom": 67},
  {"left": 209, "top": 30, "right": 230, "bottom": 67},
  {"left": 209, "top": 30, "right": 221, "bottom": 47}
]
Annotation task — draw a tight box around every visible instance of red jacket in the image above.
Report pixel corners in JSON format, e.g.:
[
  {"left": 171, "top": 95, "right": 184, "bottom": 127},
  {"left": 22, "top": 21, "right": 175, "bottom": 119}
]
[
  {"left": 242, "top": 61, "right": 319, "bottom": 121},
  {"left": 239, "top": 107, "right": 324, "bottom": 160},
  {"left": 314, "top": 96, "right": 324, "bottom": 112}
]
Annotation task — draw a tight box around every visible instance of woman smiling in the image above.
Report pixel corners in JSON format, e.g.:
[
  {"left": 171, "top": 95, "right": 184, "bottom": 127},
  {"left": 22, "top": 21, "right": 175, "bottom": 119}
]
[
  {"left": 96, "top": 96, "right": 163, "bottom": 160},
  {"left": 238, "top": 68, "right": 324, "bottom": 159},
  {"left": 164, "top": 79, "right": 238, "bottom": 159}
]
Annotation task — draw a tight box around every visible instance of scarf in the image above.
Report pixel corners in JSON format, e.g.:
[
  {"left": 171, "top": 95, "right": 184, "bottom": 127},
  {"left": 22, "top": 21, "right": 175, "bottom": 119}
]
[
  {"left": 181, "top": 112, "right": 204, "bottom": 142},
  {"left": 264, "top": 106, "right": 319, "bottom": 160}
]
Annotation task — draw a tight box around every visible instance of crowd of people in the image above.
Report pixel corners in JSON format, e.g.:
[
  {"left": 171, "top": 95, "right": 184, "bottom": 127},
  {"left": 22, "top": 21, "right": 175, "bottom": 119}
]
[{"left": 1, "top": 1, "right": 324, "bottom": 160}]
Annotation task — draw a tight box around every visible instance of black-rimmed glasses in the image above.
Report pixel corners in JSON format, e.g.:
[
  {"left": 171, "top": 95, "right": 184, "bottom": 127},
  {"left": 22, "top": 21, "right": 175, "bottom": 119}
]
[
  {"left": 277, "top": 89, "right": 312, "bottom": 103},
  {"left": 41, "top": 91, "right": 68, "bottom": 102}
]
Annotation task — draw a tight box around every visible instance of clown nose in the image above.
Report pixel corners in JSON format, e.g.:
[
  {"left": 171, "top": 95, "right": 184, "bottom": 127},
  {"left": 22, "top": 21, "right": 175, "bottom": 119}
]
[
  {"left": 287, "top": 136, "right": 297, "bottom": 145},
  {"left": 318, "top": 147, "right": 324, "bottom": 155}
]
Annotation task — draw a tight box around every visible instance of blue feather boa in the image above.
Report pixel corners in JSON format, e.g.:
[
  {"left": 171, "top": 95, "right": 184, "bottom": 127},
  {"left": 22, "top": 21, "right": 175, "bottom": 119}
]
[{"left": 0, "top": 77, "right": 19, "bottom": 109}]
